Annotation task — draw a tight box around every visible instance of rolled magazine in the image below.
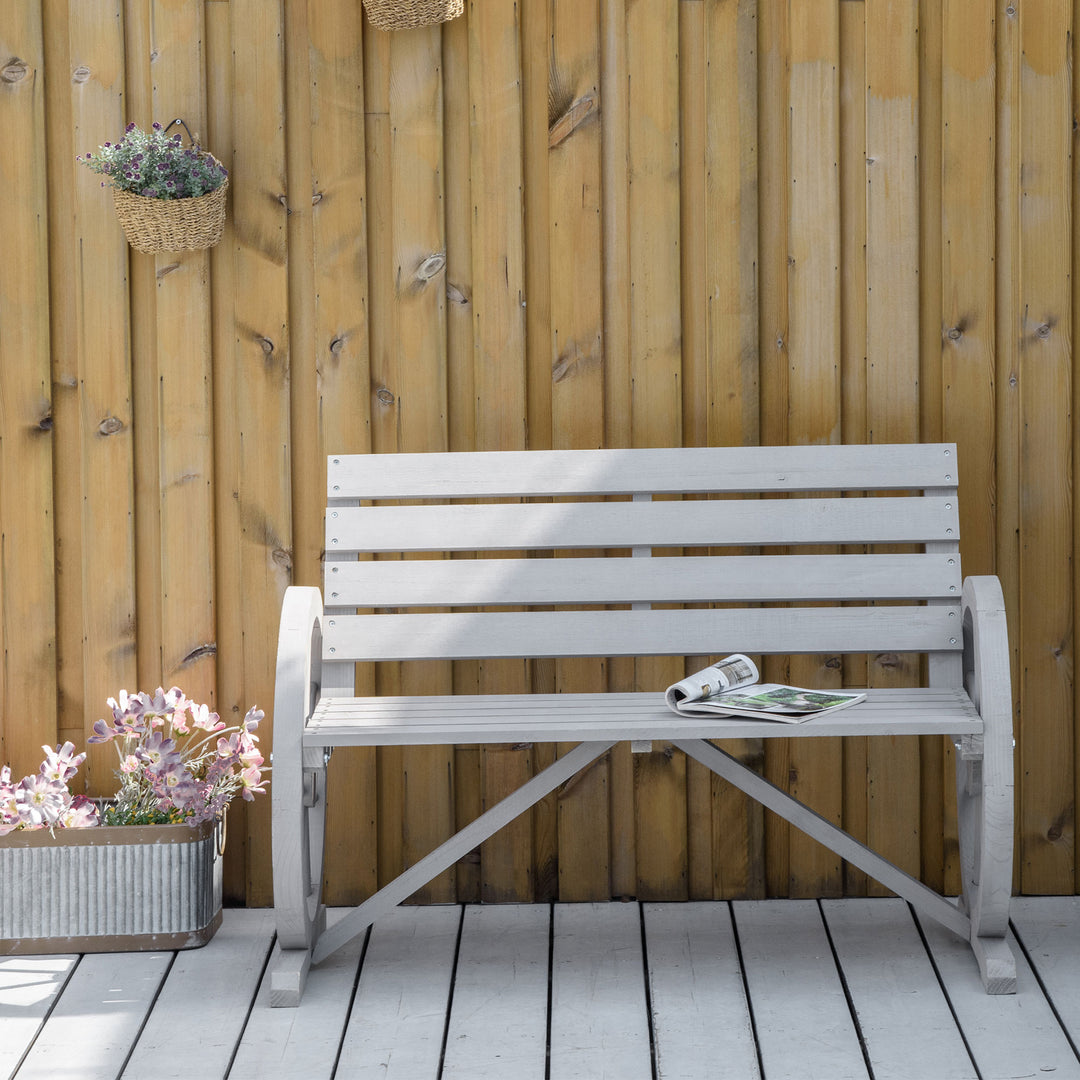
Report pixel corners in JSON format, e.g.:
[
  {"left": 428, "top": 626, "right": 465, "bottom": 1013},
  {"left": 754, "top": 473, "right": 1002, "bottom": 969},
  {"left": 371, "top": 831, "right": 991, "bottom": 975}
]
[{"left": 665, "top": 654, "right": 866, "bottom": 723}]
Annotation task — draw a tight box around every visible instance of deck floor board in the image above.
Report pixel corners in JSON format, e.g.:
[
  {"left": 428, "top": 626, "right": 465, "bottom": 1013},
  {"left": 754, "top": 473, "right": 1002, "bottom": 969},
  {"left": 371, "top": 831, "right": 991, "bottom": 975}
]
[{"left": 4, "top": 898, "right": 1080, "bottom": 1080}]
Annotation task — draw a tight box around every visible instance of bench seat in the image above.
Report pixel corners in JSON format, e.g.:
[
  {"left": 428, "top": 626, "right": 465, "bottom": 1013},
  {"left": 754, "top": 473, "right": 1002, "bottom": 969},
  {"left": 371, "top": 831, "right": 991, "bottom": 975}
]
[{"left": 306, "top": 687, "right": 982, "bottom": 746}]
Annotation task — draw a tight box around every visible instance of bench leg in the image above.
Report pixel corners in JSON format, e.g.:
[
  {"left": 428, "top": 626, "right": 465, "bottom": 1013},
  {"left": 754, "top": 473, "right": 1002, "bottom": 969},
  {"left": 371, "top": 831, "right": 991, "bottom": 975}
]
[
  {"left": 270, "top": 943, "right": 318, "bottom": 1008},
  {"left": 306, "top": 739, "right": 617, "bottom": 971},
  {"left": 674, "top": 739, "right": 971, "bottom": 939},
  {"left": 957, "top": 576, "right": 1016, "bottom": 994}
]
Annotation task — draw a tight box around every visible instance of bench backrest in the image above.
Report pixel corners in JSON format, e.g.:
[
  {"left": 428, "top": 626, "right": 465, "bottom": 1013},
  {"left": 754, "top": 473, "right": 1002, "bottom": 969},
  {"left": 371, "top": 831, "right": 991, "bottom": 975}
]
[{"left": 322, "top": 443, "right": 963, "bottom": 687}]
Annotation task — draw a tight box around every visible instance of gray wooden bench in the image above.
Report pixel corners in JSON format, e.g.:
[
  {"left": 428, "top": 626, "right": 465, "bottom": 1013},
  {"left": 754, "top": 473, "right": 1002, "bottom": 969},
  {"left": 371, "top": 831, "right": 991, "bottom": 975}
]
[{"left": 269, "top": 443, "right": 1015, "bottom": 1006}]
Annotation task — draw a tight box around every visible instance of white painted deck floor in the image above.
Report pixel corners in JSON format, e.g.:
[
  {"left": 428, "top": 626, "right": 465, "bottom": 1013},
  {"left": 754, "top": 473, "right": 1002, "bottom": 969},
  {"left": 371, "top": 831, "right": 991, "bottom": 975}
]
[{"left": 3, "top": 896, "right": 1080, "bottom": 1080}]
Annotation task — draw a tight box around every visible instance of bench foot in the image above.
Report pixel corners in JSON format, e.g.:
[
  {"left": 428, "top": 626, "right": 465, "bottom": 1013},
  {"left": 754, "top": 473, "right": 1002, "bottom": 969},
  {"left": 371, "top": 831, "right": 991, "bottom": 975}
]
[
  {"left": 270, "top": 947, "right": 314, "bottom": 1007},
  {"left": 971, "top": 934, "right": 1017, "bottom": 994}
]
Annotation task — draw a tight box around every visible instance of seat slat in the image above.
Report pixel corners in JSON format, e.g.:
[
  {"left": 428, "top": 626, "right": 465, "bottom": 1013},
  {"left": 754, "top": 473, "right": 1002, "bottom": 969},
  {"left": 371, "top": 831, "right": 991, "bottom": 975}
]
[
  {"left": 322, "top": 605, "right": 962, "bottom": 662},
  {"left": 326, "top": 553, "right": 961, "bottom": 607},
  {"left": 304, "top": 687, "right": 981, "bottom": 746},
  {"left": 328, "top": 443, "right": 957, "bottom": 499},
  {"left": 326, "top": 497, "right": 959, "bottom": 553}
]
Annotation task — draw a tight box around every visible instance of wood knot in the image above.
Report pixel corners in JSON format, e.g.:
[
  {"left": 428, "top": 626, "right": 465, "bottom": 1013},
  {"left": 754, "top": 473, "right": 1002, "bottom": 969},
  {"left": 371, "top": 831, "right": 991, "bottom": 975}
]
[
  {"left": 35, "top": 413, "right": 54, "bottom": 433},
  {"left": 329, "top": 336, "right": 345, "bottom": 356},
  {"left": 549, "top": 92, "right": 598, "bottom": 149},
  {"left": 446, "top": 282, "right": 469, "bottom": 306},
  {"left": 98, "top": 415, "right": 125, "bottom": 436},
  {"left": 946, "top": 326, "right": 963, "bottom": 341},
  {"left": 272, "top": 548, "right": 293, "bottom": 571},
  {"left": 257, "top": 336, "right": 275, "bottom": 356},
  {"left": 375, "top": 386, "right": 395, "bottom": 407},
  {"left": 788, "top": 768, "right": 799, "bottom": 784},
  {"left": 277, "top": 194, "right": 289, "bottom": 212},
  {"left": 824, "top": 656, "right": 842, "bottom": 670},
  {"left": 71, "top": 65, "right": 91, "bottom": 84},
  {"left": 180, "top": 642, "right": 217, "bottom": 665},
  {"left": 2, "top": 58, "right": 29, "bottom": 83},
  {"left": 311, "top": 192, "right": 324, "bottom": 205},
  {"left": 416, "top": 252, "right": 446, "bottom": 281},
  {"left": 1048, "top": 823, "right": 1063, "bottom": 842},
  {"left": 1036, "top": 323, "right": 1052, "bottom": 340}
]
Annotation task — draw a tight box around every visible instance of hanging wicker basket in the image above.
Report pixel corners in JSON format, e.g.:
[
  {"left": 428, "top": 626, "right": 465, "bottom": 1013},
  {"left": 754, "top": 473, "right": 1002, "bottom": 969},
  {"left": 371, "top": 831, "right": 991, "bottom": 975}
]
[
  {"left": 113, "top": 165, "right": 228, "bottom": 255},
  {"left": 362, "top": 0, "right": 464, "bottom": 31}
]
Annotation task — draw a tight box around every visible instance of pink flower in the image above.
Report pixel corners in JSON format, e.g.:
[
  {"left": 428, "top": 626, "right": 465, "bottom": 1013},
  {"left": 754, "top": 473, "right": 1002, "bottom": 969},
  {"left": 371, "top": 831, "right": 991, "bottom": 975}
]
[
  {"left": 15, "top": 775, "right": 67, "bottom": 829},
  {"left": 58, "top": 795, "right": 99, "bottom": 829},
  {"left": 40, "top": 742, "right": 86, "bottom": 784},
  {"left": 191, "top": 701, "right": 225, "bottom": 733},
  {"left": 239, "top": 766, "right": 265, "bottom": 800},
  {"left": 136, "top": 731, "right": 176, "bottom": 770}
]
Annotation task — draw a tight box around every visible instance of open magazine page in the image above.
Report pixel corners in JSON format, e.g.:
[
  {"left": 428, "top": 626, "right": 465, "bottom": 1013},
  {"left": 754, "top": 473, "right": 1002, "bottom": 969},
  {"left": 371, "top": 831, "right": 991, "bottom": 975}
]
[{"left": 665, "top": 655, "right": 866, "bottom": 723}]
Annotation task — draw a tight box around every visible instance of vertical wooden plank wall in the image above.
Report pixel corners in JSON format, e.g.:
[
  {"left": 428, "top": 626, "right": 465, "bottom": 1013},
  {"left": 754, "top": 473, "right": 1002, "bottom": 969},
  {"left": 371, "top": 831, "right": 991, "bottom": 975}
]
[
  {"left": 0, "top": 3, "right": 56, "bottom": 780},
  {"left": 4, "top": 0, "right": 1080, "bottom": 904}
]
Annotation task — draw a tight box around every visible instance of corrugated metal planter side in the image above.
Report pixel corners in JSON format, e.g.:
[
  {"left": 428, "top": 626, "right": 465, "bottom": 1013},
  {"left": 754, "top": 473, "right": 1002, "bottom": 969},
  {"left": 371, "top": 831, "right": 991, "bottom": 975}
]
[{"left": 0, "top": 819, "right": 223, "bottom": 954}]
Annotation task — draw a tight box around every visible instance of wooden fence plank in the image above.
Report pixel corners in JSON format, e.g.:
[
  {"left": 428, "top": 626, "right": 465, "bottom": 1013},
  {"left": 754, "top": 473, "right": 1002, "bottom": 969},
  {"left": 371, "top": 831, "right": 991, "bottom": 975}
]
[
  {"left": 380, "top": 22, "right": 455, "bottom": 905},
  {"left": 468, "top": 0, "right": 533, "bottom": 902},
  {"left": 864, "top": 0, "right": 922, "bottom": 895},
  {"left": 918, "top": 0, "right": 947, "bottom": 899},
  {"left": 1017, "top": 0, "right": 1074, "bottom": 895},
  {"left": 148, "top": 0, "right": 216, "bottom": 705},
  {"left": 940, "top": 0, "right": 997, "bottom": 900},
  {"left": 443, "top": 7, "right": 482, "bottom": 902},
  {"left": 758, "top": 0, "right": 792, "bottom": 900},
  {"left": 693, "top": 0, "right": 762, "bottom": 900},
  {"left": 598, "top": 0, "right": 636, "bottom": 902},
  {"left": 122, "top": 0, "right": 160, "bottom": 694},
  {"left": 0, "top": 2, "right": 56, "bottom": 781},
  {"left": 205, "top": 0, "right": 248, "bottom": 904},
  {"left": 627, "top": 0, "right": 686, "bottom": 903},
  {"left": 68, "top": 0, "right": 139, "bottom": 796},
  {"left": 229, "top": 0, "right": 291, "bottom": 906},
  {"left": 42, "top": 0, "right": 84, "bottom": 758},
  {"left": 679, "top": 0, "right": 714, "bottom": 903},
  {"left": 548, "top": 0, "right": 609, "bottom": 903},
  {"left": 839, "top": 0, "right": 870, "bottom": 898},
  {"left": 783, "top": 0, "right": 843, "bottom": 900},
  {"left": 307, "top": 0, "right": 376, "bottom": 908}
]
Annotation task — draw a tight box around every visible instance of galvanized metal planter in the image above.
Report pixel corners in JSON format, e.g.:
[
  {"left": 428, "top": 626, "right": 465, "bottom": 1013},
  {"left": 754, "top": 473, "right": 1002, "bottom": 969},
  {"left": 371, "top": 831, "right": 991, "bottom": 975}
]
[{"left": 0, "top": 818, "right": 222, "bottom": 955}]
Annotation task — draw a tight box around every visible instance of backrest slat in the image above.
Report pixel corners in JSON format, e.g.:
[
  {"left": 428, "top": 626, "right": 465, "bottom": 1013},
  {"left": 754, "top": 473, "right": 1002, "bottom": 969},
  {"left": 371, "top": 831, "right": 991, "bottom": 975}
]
[
  {"left": 326, "top": 497, "right": 959, "bottom": 553},
  {"left": 327, "top": 443, "right": 957, "bottom": 499},
  {"left": 325, "top": 553, "right": 961, "bottom": 608},
  {"left": 322, "top": 607, "right": 962, "bottom": 662}
]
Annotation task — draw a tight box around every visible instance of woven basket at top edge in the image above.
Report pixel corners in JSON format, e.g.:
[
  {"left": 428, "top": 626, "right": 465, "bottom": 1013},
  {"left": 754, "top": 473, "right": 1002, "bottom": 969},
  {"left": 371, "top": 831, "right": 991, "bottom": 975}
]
[
  {"left": 112, "top": 171, "right": 229, "bottom": 255},
  {"left": 362, "top": 0, "right": 464, "bottom": 31}
]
